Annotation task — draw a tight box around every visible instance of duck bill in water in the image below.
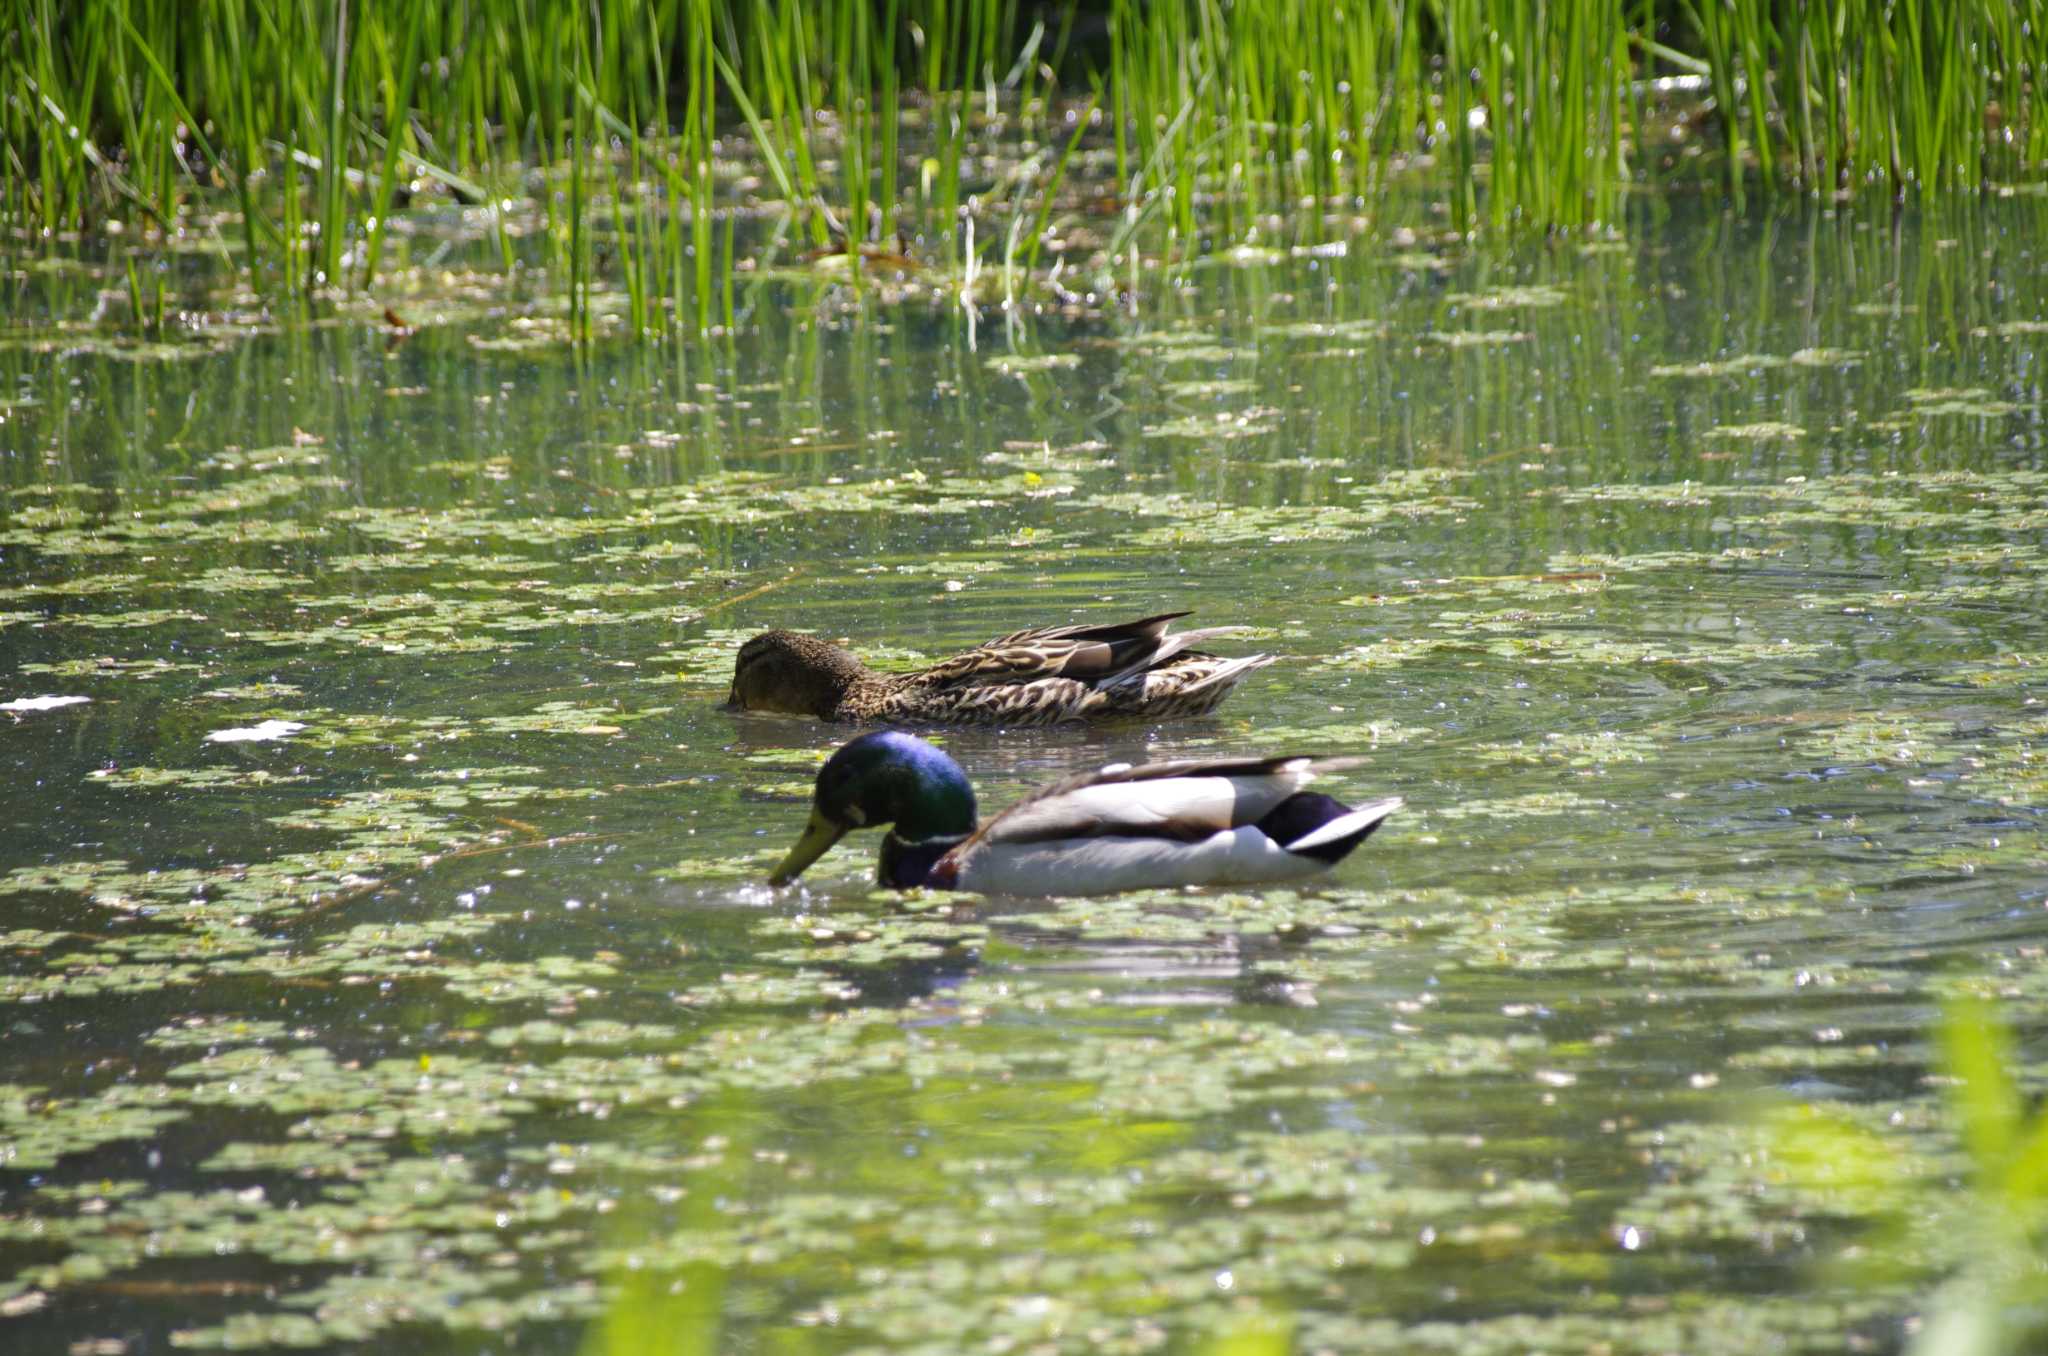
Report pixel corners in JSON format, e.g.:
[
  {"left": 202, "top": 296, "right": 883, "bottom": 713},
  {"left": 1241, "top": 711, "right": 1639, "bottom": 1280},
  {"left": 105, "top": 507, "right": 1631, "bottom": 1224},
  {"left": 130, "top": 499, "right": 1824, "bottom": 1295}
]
[{"left": 768, "top": 808, "right": 849, "bottom": 885}]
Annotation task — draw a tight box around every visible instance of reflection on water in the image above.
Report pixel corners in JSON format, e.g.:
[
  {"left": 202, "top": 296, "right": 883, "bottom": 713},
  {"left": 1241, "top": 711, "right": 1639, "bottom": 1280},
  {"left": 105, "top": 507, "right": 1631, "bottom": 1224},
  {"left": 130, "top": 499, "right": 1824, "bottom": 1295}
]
[{"left": 1, "top": 195, "right": 2045, "bottom": 1353}]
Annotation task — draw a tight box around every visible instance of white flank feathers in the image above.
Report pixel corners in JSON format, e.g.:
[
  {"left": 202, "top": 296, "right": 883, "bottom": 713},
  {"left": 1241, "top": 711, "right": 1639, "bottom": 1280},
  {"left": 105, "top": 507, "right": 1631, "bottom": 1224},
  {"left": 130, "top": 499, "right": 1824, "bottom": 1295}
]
[
  {"left": 983, "top": 768, "right": 1315, "bottom": 846},
  {"left": 957, "top": 827, "right": 1340, "bottom": 895}
]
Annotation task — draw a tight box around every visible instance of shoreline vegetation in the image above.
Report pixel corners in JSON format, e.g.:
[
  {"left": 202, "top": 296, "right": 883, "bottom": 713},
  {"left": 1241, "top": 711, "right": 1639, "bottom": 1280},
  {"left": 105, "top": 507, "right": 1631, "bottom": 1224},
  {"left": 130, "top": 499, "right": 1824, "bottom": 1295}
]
[{"left": 4, "top": 1, "right": 2044, "bottom": 336}]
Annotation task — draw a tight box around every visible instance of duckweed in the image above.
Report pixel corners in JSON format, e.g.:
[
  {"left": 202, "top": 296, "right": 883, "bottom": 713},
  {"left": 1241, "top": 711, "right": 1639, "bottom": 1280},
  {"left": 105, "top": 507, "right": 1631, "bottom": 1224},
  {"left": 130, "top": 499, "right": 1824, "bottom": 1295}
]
[{"left": 2, "top": 196, "right": 2046, "bottom": 1356}]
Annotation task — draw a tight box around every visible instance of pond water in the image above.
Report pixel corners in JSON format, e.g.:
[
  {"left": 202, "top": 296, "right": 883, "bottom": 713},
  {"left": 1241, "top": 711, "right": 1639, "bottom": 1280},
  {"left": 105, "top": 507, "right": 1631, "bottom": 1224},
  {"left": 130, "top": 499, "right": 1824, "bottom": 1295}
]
[{"left": 2, "top": 194, "right": 2046, "bottom": 1354}]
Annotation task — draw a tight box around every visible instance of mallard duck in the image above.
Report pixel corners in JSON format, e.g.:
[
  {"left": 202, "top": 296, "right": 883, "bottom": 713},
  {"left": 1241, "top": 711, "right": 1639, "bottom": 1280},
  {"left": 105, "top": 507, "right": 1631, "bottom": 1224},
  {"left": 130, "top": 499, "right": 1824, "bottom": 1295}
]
[
  {"left": 768, "top": 730, "right": 1401, "bottom": 895},
  {"left": 728, "top": 611, "right": 1274, "bottom": 726}
]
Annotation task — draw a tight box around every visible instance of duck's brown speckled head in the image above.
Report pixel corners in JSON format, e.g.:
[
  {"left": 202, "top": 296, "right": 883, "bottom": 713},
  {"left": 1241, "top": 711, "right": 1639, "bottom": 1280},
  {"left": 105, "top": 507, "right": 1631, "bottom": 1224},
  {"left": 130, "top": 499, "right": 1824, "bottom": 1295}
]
[{"left": 727, "top": 630, "right": 868, "bottom": 718}]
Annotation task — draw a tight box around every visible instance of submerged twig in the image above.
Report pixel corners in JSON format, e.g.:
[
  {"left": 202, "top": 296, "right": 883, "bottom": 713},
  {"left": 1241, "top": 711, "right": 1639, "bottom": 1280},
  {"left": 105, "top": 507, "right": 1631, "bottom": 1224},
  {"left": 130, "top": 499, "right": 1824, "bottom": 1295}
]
[{"left": 682, "top": 573, "right": 804, "bottom": 622}]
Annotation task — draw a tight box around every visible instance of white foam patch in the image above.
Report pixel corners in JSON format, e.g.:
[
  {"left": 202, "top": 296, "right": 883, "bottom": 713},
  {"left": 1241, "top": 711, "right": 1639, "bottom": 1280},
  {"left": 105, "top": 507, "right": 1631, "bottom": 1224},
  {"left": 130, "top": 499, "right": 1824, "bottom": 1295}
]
[
  {"left": 1, "top": 695, "right": 90, "bottom": 713},
  {"left": 203, "top": 720, "right": 307, "bottom": 744}
]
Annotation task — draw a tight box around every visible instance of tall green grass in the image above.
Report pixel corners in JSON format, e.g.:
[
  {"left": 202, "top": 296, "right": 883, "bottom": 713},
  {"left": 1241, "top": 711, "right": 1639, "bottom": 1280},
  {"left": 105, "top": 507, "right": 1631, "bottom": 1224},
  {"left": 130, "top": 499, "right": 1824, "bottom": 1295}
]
[
  {"left": 1678, "top": 0, "right": 2046, "bottom": 200},
  {"left": 3, "top": 0, "right": 2042, "bottom": 335}
]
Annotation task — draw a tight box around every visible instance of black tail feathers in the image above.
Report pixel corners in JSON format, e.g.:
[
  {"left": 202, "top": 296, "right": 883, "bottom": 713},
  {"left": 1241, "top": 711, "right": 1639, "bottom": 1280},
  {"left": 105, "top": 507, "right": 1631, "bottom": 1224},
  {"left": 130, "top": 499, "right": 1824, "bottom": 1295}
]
[{"left": 1256, "top": 792, "right": 1390, "bottom": 864}]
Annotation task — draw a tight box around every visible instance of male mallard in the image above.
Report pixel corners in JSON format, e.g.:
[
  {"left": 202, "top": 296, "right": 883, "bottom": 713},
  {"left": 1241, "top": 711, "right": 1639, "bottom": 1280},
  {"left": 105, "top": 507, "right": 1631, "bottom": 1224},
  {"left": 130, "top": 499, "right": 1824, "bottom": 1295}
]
[
  {"left": 769, "top": 730, "right": 1401, "bottom": 895},
  {"left": 728, "top": 611, "right": 1273, "bottom": 726}
]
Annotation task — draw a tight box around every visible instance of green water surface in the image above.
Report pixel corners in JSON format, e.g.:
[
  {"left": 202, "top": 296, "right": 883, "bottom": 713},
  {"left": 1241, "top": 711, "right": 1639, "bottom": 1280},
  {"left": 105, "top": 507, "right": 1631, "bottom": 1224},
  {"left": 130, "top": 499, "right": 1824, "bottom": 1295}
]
[{"left": 2, "top": 196, "right": 2046, "bottom": 1353}]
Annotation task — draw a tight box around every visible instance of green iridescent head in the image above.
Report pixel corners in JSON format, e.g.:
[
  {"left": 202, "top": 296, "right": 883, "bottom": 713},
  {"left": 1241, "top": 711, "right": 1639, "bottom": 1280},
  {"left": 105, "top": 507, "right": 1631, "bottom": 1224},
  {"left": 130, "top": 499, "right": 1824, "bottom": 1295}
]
[{"left": 768, "top": 732, "right": 978, "bottom": 886}]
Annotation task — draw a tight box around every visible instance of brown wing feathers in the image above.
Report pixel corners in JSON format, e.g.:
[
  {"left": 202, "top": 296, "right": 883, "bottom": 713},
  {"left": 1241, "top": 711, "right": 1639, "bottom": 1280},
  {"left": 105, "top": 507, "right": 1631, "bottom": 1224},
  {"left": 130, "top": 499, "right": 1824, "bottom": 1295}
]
[{"left": 902, "top": 611, "right": 1247, "bottom": 693}]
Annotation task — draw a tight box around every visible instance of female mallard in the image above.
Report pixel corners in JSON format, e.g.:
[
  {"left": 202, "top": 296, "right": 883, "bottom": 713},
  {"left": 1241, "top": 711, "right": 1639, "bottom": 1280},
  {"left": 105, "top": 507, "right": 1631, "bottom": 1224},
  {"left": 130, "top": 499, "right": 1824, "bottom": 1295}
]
[
  {"left": 768, "top": 730, "right": 1401, "bottom": 895},
  {"left": 728, "top": 611, "right": 1273, "bottom": 726}
]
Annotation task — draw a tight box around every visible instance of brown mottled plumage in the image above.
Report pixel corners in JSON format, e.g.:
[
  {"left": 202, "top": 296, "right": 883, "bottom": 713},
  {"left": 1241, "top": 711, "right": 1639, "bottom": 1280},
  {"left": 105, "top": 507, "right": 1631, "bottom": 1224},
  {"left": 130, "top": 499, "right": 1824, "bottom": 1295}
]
[{"left": 726, "top": 611, "right": 1275, "bottom": 726}]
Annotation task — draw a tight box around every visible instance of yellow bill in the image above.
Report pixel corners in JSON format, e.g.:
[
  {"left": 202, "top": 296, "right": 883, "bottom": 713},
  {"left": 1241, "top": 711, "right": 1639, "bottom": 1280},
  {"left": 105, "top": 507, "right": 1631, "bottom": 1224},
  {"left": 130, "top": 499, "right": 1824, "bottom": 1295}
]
[{"left": 768, "top": 809, "right": 848, "bottom": 885}]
